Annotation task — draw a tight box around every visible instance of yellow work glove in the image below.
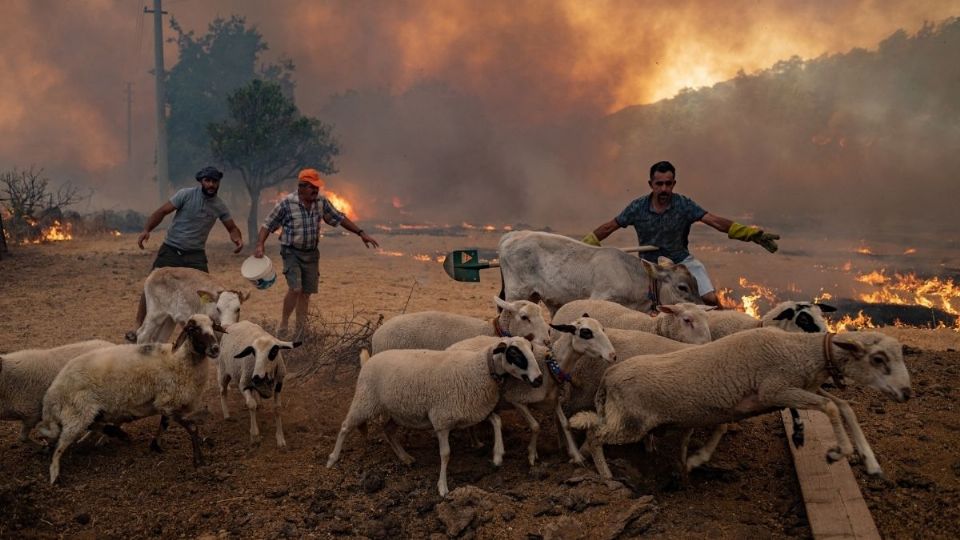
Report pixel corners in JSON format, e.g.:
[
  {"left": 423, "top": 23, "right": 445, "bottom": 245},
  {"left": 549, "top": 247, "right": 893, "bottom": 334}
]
[
  {"left": 582, "top": 232, "right": 602, "bottom": 246},
  {"left": 727, "top": 222, "right": 780, "bottom": 253}
]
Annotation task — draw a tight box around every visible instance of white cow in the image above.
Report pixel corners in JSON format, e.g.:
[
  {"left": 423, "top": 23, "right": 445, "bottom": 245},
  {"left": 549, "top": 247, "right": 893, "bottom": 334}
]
[{"left": 498, "top": 230, "right": 703, "bottom": 315}]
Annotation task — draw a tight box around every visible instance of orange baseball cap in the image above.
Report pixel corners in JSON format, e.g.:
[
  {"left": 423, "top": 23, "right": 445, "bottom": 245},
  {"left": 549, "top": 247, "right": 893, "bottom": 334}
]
[{"left": 297, "top": 168, "right": 324, "bottom": 189}]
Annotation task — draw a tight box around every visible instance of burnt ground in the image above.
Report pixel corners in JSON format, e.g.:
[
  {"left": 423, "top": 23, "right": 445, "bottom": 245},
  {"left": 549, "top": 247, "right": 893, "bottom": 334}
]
[{"left": 0, "top": 234, "right": 958, "bottom": 539}]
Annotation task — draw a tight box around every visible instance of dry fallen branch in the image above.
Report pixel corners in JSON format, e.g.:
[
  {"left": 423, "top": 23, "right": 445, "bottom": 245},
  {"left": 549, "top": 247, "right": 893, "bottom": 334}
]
[{"left": 284, "top": 307, "right": 383, "bottom": 384}]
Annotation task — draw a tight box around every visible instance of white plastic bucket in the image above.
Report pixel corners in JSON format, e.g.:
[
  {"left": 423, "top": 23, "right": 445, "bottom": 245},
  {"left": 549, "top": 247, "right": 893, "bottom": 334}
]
[{"left": 241, "top": 255, "right": 277, "bottom": 290}]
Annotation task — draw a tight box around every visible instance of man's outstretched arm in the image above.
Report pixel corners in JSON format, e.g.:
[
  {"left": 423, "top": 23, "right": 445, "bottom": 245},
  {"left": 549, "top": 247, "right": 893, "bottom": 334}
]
[
  {"left": 582, "top": 219, "right": 620, "bottom": 246},
  {"left": 700, "top": 212, "right": 779, "bottom": 253}
]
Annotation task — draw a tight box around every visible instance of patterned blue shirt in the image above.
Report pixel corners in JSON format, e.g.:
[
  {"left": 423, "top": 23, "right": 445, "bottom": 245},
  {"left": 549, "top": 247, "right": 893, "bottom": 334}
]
[
  {"left": 262, "top": 192, "right": 345, "bottom": 251},
  {"left": 615, "top": 194, "right": 707, "bottom": 263}
]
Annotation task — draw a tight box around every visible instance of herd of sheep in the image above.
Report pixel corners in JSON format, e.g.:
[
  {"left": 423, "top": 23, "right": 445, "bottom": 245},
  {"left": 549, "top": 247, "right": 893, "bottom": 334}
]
[{"left": 0, "top": 230, "right": 913, "bottom": 501}]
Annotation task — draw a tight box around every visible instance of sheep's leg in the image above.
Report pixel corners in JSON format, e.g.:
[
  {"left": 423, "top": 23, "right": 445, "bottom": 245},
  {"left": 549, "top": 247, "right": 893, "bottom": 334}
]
[
  {"left": 436, "top": 428, "right": 452, "bottom": 497},
  {"left": 242, "top": 389, "right": 261, "bottom": 445},
  {"left": 768, "top": 388, "right": 853, "bottom": 463},
  {"left": 172, "top": 414, "right": 204, "bottom": 467},
  {"left": 382, "top": 419, "right": 415, "bottom": 465},
  {"left": 488, "top": 413, "right": 504, "bottom": 466},
  {"left": 819, "top": 389, "right": 882, "bottom": 476},
  {"left": 511, "top": 402, "right": 540, "bottom": 466},
  {"left": 150, "top": 415, "right": 169, "bottom": 453},
  {"left": 586, "top": 428, "right": 613, "bottom": 479},
  {"left": 556, "top": 404, "right": 586, "bottom": 464},
  {"left": 273, "top": 391, "right": 286, "bottom": 448},
  {"left": 686, "top": 424, "right": 729, "bottom": 471},
  {"left": 49, "top": 421, "right": 85, "bottom": 485},
  {"left": 327, "top": 415, "right": 362, "bottom": 467},
  {"left": 218, "top": 376, "right": 231, "bottom": 420},
  {"left": 790, "top": 408, "right": 805, "bottom": 447}
]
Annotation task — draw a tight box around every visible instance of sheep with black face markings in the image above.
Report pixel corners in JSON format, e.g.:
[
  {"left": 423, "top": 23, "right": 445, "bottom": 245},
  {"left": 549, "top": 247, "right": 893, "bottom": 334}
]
[
  {"left": 217, "top": 321, "right": 301, "bottom": 447},
  {"left": 326, "top": 336, "right": 543, "bottom": 497},
  {"left": 447, "top": 316, "right": 617, "bottom": 465}
]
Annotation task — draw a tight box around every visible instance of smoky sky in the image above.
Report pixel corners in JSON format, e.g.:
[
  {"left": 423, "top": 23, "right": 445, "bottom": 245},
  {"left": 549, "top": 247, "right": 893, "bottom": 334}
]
[{"left": 0, "top": 0, "right": 957, "bottom": 231}]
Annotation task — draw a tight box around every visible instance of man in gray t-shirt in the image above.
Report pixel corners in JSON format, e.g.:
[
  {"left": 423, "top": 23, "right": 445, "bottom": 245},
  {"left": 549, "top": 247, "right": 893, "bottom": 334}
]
[
  {"left": 583, "top": 160, "right": 780, "bottom": 307},
  {"left": 126, "top": 166, "right": 243, "bottom": 341}
]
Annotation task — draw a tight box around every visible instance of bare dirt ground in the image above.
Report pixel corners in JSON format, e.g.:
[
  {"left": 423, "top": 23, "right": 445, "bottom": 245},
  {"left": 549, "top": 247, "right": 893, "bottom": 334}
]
[{"left": 1, "top": 231, "right": 958, "bottom": 539}]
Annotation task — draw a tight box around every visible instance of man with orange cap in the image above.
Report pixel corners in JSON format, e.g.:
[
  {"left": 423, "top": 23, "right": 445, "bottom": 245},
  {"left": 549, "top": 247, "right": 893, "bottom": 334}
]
[{"left": 254, "top": 168, "right": 379, "bottom": 339}]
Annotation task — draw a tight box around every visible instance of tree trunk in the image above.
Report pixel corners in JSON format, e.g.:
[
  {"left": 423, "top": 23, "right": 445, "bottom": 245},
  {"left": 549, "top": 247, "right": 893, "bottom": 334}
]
[{"left": 246, "top": 185, "right": 261, "bottom": 245}]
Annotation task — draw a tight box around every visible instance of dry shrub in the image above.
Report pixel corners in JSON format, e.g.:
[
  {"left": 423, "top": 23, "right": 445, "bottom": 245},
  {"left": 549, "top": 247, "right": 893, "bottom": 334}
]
[{"left": 280, "top": 309, "right": 383, "bottom": 384}]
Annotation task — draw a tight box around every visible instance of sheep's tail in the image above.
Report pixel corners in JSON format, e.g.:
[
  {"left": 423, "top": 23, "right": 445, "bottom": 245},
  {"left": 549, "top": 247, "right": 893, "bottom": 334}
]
[
  {"left": 569, "top": 412, "right": 600, "bottom": 430},
  {"left": 569, "top": 383, "right": 607, "bottom": 431},
  {"left": 359, "top": 348, "right": 371, "bottom": 365}
]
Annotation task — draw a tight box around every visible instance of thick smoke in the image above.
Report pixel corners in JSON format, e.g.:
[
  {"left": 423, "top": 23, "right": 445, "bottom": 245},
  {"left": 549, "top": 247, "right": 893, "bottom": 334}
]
[{"left": 0, "top": 1, "right": 956, "bottom": 230}]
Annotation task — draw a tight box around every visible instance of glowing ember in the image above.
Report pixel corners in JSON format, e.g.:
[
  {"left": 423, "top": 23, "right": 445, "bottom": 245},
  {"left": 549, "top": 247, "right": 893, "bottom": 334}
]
[
  {"left": 111, "top": 230, "right": 122, "bottom": 237},
  {"left": 392, "top": 196, "right": 405, "bottom": 209},
  {"left": 377, "top": 249, "right": 405, "bottom": 257},
  {"left": 903, "top": 248, "right": 917, "bottom": 255},
  {"left": 841, "top": 261, "right": 852, "bottom": 272},
  {"left": 461, "top": 222, "right": 477, "bottom": 229},
  {"left": 855, "top": 246, "right": 873, "bottom": 255},
  {"left": 399, "top": 223, "right": 435, "bottom": 230},
  {"left": 412, "top": 254, "right": 432, "bottom": 262}
]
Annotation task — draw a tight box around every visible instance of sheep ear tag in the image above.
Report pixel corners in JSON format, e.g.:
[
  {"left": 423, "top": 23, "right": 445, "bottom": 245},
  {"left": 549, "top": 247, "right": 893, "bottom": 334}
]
[{"left": 441, "top": 249, "right": 498, "bottom": 283}]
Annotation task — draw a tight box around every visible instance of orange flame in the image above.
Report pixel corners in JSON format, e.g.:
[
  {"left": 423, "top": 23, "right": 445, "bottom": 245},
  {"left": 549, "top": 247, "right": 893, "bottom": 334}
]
[
  {"left": 324, "top": 190, "right": 357, "bottom": 221},
  {"left": 856, "top": 246, "right": 873, "bottom": 255},
  {"left": 903, "top": 248, "right": 917, "bottom": 255},
  {"left": 856, "top": 270, "right": 959, "bottom": 316},
  {"left": 827, "top": 310, "right": 877, "bottom": 333},
  {"left": 738, "top": 277, "right": 778, "bottom": 318}
]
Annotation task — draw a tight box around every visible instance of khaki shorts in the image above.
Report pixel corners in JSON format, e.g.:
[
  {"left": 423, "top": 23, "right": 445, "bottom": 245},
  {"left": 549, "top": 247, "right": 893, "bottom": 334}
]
[{"left": 280, "top": 245, "right": 319, "bottom": 294}]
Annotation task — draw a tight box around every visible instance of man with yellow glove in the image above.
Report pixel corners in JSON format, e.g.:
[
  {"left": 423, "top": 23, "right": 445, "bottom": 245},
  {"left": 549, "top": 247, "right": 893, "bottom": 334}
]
[{"left": 582, "top": 160, "right": 779, "bottom": 307}]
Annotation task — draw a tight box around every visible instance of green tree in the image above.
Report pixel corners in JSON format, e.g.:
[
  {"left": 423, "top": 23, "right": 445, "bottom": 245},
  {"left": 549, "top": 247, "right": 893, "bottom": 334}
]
[
  {"left": 165, "top": 15, "right": 293, "bottom": 190},
  {"left": 209, "top": 80, "right": 340, "bottom": 241}
]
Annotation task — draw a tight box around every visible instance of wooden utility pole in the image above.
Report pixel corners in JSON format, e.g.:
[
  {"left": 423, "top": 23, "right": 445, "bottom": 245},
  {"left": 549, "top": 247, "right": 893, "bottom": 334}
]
[
  {"left": 125, "top": 82, "right": 133, "bottom": 162},
  {"left": 144, "top": 0, "right": 169, "bottom": 203}
]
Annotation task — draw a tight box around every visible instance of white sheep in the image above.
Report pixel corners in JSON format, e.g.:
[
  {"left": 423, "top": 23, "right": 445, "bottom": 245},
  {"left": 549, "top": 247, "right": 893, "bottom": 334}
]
[
  {"left": 705, "top": 300, "right": 837, "bottom": 449},
  {"left": 38, "top": 314, "right": 225, "bottom": 484},
  {"left": 553, "top": 299, "right": 713, "bottom": 344},
  {"left": 570, "top": 329, "right": 912, "bottom": 480},
  {"left": 447, "top": 317, "right": 617, "bottom": 465},
  {"left": 559, "top": 327, "right": 692, "bottom": 459},
  {"left": 326, "top": 337, "right": 543, "bottom": 497},
  {"left": 371, "top": 297, "right": 550, "bottom": 354},
  {"left": 0, "top": 340, "right": 113, "bottom": 441},
  {"left": 132, "top": 266, "right": 249, "bottom": 344},
  {"left": 217, "top": 321, "right": 301, "bottom": 447}
]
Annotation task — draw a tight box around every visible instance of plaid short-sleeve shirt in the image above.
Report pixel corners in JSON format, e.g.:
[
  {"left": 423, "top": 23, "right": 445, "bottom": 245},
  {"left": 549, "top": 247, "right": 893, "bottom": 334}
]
[
  {"left": 615, "top": 193, "right": 707, "bottom": 264},
  {"left": 262, "top": 192, "right": 345, "bottom": 251}
]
